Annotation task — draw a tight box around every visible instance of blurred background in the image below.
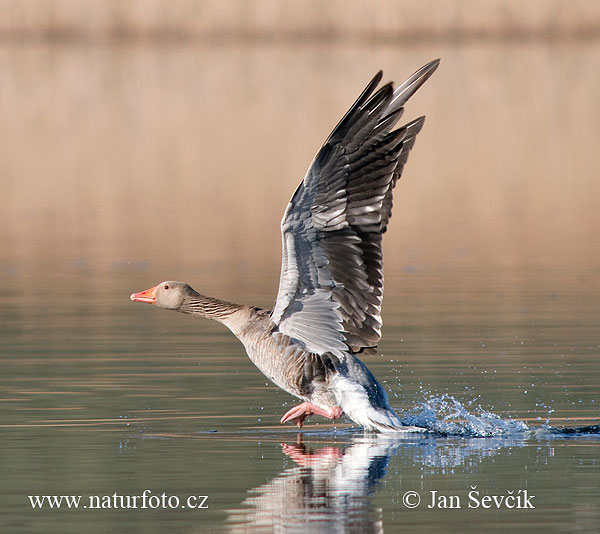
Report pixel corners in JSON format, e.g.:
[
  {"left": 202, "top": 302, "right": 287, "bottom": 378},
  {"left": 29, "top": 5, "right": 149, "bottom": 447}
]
[{"left": 1, "top": 0, "right": 599, "bottom": 299}]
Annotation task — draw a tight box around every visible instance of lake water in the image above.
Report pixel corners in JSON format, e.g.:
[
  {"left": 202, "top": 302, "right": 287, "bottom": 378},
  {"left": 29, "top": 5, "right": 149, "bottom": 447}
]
[{"left": 1, "top": 35, "right": 600, "bottom": 533}]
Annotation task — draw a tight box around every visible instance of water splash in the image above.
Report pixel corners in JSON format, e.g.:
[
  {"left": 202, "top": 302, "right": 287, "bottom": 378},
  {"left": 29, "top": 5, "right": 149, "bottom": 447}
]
[{"left": 401, "top": 394, "right": 529, "bottom": 437}]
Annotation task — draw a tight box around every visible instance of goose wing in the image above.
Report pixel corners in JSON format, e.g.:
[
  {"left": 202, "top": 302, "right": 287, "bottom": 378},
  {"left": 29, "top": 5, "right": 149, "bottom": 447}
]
[{"left": 271, "top": 60, "right": 440, "bottom": 356}]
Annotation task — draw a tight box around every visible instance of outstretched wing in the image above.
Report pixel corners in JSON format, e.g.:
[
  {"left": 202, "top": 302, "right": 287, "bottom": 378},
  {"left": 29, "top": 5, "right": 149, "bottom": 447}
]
[{"left": 271, "top": 60, "right": 440, "bottom": 356}]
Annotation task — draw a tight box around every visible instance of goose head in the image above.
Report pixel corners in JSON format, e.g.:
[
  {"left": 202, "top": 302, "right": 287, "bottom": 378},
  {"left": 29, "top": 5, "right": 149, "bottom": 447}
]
[{"left": 130, "top": 281, "right": 193, "bottom": 310}]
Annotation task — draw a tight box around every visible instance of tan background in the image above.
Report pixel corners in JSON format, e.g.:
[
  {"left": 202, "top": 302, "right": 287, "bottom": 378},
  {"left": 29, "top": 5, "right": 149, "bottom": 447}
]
[{"left": 1, "top": 1, "right": 599, "bottom": 298}]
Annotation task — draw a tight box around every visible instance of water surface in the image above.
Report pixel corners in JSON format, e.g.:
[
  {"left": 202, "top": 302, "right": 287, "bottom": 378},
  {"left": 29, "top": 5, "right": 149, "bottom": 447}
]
[{"left": 2, "top": 268, "right": 599, "bottom": 533}]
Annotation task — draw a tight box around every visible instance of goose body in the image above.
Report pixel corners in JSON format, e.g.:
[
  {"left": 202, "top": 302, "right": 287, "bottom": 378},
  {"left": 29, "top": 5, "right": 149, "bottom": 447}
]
[{"left": 131, "top": 60, "right": 439, "bottom": 432}]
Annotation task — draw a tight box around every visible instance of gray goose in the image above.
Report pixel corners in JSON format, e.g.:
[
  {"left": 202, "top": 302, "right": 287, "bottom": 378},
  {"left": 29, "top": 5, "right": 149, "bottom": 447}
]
[{"left": 131, "top": 60, "right": 439, "bottom": 432}]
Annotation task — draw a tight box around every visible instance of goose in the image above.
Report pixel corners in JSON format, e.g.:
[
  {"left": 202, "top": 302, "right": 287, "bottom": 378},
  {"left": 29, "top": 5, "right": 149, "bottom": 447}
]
[{"left": 131, "top": 59, "right": 440, "bottom": 432}]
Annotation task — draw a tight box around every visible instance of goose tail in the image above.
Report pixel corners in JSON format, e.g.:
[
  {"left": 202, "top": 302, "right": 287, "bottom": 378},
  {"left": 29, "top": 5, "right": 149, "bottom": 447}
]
[
  {"left": 359, "top": 405, "right": 424, "bottom": 433},
  {"left": 332, "top": 373, "right": 424, "bottom": 433}
]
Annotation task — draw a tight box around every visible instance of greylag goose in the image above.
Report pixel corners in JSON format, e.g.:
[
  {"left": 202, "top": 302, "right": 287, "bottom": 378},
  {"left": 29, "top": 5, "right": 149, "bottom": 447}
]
[{"left": 131, "top": 60, "right": 440, "bottom": 432}]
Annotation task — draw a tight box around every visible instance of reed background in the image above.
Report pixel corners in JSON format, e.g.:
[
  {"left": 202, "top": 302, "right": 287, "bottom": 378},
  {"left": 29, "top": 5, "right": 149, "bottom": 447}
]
[{"left": 1, "top": 0, "right": 599, "bottom": 301}]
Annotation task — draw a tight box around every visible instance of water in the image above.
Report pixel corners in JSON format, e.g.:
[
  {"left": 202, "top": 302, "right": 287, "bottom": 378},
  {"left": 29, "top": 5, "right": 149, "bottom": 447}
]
[
  {"left": 2, "top": 29, "right": 600, "bottom": 534},
  {"left": 1, "top": 269, "right": 599, "bottom": 533}
]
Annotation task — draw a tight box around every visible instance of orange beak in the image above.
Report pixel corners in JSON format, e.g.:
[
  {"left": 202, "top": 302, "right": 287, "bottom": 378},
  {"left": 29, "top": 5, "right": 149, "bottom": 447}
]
[{"left": 130, "top": 285, "right": 157, "bottom": 304}]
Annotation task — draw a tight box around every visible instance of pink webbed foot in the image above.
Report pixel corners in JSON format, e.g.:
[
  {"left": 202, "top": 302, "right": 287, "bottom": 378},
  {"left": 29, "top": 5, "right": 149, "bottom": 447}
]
[
  {"left": 280, "top": 402, "right": 343, "bottom": 428},
  {"left": 281, "top": 442, "right": 343, "bottom": 466}
]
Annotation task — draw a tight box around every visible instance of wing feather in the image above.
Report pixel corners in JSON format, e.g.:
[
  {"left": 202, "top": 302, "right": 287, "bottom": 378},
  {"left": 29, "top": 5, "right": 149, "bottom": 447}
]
[{"left": 272, "top": 60, "right": 440, "bottom": 355}]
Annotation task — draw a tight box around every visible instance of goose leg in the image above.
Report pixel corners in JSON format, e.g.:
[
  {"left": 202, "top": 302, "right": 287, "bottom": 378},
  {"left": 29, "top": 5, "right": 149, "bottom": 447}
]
[
  {"left": 281, "top": 442, "right": 343, "bottom": 466},
  {"left": 280, "top": 402, "right": 343, "bottom": 428}
]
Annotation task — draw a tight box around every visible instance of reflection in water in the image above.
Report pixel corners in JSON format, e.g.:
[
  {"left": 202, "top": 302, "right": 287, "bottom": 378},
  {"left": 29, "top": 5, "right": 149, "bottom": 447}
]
[
  {"left": 227, "top": 432, "right": 518, "bottom": 532},
  {"left": 226, "top": 416, "right": 600, "bottom": 532},
  {"left": 225, "top": 432, "right": 506, "bottom": 532},
  {"left": 227, "top": 435, "right": 390, "bottom": 533}
]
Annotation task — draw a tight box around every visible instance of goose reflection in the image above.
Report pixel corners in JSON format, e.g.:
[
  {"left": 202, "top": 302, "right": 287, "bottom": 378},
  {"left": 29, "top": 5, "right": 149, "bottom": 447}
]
[
  {"left": 227, "top": 434, "right": 392, "bottom": 533},
  {"left": 225, "top": 432, "right": 531, "bottom": 532}
]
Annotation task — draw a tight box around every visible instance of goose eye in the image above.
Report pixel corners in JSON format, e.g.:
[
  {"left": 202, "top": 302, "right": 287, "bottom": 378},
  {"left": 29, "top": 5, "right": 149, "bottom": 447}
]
[{"left": 164, "top": 284, "right": 169, "bottom": 290}]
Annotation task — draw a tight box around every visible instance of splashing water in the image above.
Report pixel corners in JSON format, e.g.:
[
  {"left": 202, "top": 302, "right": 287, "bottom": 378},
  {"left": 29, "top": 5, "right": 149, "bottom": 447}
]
[{"left": 401, "top": 394, "right": 529, "bottom": 437}]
